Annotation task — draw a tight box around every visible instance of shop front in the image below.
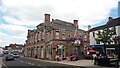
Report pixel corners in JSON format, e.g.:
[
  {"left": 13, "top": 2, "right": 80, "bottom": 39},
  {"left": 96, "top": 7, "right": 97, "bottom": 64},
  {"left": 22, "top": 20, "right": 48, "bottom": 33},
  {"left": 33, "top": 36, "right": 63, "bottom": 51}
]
[
  {"left": 67, "top": 37, "right": 83, "bottom": 60},
  {"left": 50, "top": 43, "right": 66, "bottom": 61},
  {"left": 56, "top": 44, "right": 66, "bottom": 59}
]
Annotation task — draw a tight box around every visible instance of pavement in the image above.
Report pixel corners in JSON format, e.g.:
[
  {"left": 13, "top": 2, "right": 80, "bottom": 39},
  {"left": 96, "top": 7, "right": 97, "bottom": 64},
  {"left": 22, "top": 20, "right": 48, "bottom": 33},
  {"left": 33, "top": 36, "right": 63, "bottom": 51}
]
[
  {"left": 43, "top": 59, "right": 94, "bottom": 67},
  {"left": 24, "top": 57, "right": 94, "bottom": 67},
  {"left": 0, "top": 57, "right": 2, "bottom": 68},
  {"left": 24, "top": 56, "right": 120, "bottom": 68}
]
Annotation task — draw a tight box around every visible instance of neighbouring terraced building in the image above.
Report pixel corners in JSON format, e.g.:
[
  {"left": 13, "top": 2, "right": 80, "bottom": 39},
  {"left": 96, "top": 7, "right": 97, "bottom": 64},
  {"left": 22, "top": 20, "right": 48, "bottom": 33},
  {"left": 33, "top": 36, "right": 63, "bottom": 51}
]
[
  {"left": 24, "top": 14, "right": 89, "bottom": 60},
  {"left": 89, "top": 17, "right": 120, "bottom": 58}
]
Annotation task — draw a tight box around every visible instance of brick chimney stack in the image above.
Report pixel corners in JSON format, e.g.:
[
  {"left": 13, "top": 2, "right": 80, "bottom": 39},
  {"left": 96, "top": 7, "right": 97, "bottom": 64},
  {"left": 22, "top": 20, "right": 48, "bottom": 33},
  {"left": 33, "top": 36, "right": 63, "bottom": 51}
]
[
  {"left": 88, "top": 25, "right": 91, "bottom": 31},
  {"left": 28, "top": 30, "right": 31, "bottom": 36},
  {"left": 73, "top": 20, "right": 78, "bottom": 28},
  {"left": 44, "top": 14, "right": 50, "bottom": 23}
]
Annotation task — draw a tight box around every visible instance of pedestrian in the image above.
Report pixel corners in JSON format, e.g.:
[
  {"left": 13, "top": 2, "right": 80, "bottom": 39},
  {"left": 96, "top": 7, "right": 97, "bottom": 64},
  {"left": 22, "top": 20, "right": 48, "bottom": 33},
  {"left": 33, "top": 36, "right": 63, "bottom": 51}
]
[
  {"left": 94, "top": 53, "right": 100, "bottom": 65},
  {"left": 92, "top": 54, "right": 96, "bottom": 62}
]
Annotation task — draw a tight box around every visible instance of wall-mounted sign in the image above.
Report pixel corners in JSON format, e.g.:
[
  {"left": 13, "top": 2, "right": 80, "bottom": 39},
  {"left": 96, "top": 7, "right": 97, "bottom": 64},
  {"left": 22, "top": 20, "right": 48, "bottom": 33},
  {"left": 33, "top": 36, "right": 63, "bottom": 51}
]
[{"left": 74, "top": 40, "right": 81, "bottom": 44}]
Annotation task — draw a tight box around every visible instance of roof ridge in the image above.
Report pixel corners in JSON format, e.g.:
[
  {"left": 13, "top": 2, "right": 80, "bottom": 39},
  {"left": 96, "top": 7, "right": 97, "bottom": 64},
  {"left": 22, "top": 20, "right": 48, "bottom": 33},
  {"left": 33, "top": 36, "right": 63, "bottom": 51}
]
[{"left": 54, "top": 19, "right": 74, "bottom": 25}]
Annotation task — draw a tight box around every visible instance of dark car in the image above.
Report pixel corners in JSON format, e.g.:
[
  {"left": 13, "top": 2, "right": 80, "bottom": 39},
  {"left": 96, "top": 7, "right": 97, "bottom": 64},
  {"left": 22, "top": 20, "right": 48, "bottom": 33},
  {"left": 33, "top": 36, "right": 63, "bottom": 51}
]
[
  {"left": 5, "top": 54, "right": 14, "bottom": 61},
  {"left": 94, "top": 55, "right": 110, "bottom": 65}
]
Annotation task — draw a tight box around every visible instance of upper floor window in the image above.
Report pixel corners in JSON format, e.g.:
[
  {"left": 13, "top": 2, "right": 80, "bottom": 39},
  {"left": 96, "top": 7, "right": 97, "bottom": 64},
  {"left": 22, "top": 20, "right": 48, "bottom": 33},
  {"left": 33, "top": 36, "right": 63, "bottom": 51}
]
[
  {"left": 84, "top": 35, "right": 87, "bottom": 38},
  {"left": 38, "top": 32, "right": 39, "bottom": 34},
  {"left": 56, "top": 32, "right": 59, "bottom": 39},
  {"left": 111, "top": 27, "right": 116, "bottom": 35},
  {"left": 68, "top": 34, "right": 71, "bottom": 38},
  {"left": 41, "top": 31, "right": 45, "bottom": 39},
  {"left": 84, "top": 35, "right": 87, "bottom": 41},
  {"left": 98, "top": 31, "right": 100, "bottom": 34},
  {"left": 74, "top": 34, "right": 76, "bottom": 37},
  {"left": 62, "top": 33, "right": 65, "bottom": 39}
]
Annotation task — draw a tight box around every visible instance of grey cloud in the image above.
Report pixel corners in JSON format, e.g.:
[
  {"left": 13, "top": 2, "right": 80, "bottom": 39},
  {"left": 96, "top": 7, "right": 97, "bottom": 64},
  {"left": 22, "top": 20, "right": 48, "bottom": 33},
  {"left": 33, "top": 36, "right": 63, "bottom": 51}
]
[{"left": 4, "top": 5, "right": 54, "bottom": 21}]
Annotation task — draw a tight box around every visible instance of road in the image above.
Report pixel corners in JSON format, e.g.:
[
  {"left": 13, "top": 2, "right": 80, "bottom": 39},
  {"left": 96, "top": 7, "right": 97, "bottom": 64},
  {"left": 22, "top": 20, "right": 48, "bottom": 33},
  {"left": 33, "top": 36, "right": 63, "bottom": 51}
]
[
  {"left": 1, "top": 56, "right": 117, "bottom": 68},
  {"left": 2, "top": 57, "right": 85, "bottom": 68}
]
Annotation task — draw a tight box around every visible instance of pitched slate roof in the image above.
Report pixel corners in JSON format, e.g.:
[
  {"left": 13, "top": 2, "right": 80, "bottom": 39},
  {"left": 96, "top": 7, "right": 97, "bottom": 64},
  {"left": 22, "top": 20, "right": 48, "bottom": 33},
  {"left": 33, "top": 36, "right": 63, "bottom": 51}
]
[
  {"left": 37, "top": 19, "right": 85, "bottom": 31},
  {"left": 53, "top": 19, "right": 86, "bottom": 31},
  {"left": 89, "top": 17, "right": 120, "bottom": 32},
  {"left": 106, "top": 17, "right": 120, "bottom": 27},
  {"left": 89, "top": 25, "right": 106, "bottom": 32},
  {"left": 52, "top": 19, "right": 77, "bottom": 30}
]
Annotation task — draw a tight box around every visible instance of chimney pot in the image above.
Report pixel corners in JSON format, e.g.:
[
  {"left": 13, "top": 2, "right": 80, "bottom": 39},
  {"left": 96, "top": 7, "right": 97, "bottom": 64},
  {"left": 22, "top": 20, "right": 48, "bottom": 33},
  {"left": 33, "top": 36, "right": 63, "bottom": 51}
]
[
  {"left": 44, "top": 14, "right": 50, "bottom": 23},
  {"left": 88, "top": 25, "right": 91, "bottom": 30},
  {"left": 73, "top": 20, "right": 78, "bottom": 28}
]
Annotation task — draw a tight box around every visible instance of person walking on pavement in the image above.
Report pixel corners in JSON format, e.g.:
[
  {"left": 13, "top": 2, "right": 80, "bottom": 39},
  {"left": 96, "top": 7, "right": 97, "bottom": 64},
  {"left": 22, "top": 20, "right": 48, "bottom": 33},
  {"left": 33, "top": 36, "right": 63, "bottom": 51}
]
[
  {"left": 94, "top": 53, "right": 100, "bottom": 65},
  {"left": 92, "top": 54, "right": 96, "bottom": 62}
]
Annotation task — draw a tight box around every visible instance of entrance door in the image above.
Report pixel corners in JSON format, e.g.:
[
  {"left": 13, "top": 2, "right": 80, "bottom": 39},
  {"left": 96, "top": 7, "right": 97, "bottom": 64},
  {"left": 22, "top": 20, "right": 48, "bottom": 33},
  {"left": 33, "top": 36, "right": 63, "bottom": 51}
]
[{"left": 75, "top": 46, "right": 80, "bottom": 59}]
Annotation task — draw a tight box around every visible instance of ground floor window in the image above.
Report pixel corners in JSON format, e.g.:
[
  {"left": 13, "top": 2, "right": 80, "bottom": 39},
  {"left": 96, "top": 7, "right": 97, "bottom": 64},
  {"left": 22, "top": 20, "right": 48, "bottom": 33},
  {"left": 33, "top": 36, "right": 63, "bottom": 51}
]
[
  {"left": 56, "top": 49, "right": 65, "bottom": 57},
  {"left": 106, "top": 48, "right": 116, "bottom": 58},
  {"left": 46, "top": 48, "right": 52, "bottom": 59},
  {"left": 56, "top": 44, "right": 66, "bottom": 58}
]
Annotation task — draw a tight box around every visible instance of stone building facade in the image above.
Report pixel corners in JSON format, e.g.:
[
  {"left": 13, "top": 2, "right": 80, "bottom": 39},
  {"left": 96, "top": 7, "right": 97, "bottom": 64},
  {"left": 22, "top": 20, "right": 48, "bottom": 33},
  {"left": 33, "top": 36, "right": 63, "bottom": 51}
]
[{"left": 24, "top": 14, "right": 89, "bottom": 60}]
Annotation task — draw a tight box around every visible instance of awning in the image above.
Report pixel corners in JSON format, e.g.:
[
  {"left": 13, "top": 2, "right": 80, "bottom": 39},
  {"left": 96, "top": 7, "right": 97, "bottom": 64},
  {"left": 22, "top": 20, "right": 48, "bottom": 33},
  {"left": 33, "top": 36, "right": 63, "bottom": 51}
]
[{"left": 88, "top": 50, "right": 96, "bottom": 52}]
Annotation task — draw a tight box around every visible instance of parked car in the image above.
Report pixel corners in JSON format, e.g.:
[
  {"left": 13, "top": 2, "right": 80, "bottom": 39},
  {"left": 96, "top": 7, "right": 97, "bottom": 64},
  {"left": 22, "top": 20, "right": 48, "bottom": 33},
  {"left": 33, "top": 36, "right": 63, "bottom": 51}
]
[
  {"left": 94, "top": 54, "right": 110, "bottom": 65},
  {"left": 13, "top": 53, "right": 19, "bottom": 58},
  {"left": 5, "top": 54, "right": 14, "bottom": 61}
]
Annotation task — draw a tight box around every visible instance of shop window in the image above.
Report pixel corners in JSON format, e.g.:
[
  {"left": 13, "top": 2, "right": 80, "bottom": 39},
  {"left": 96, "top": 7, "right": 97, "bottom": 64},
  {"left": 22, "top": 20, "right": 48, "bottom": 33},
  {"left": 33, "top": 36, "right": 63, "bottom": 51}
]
[{"left": 56, "top": 45, "right": 65, "bottom": 57}]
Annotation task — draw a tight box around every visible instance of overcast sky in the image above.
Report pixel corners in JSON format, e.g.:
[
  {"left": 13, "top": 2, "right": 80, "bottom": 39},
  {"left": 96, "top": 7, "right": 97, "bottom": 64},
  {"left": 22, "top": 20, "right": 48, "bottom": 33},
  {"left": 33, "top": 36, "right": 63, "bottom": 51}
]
[{"left": 0, "top": 0, "right": 119, "bottom": 47}]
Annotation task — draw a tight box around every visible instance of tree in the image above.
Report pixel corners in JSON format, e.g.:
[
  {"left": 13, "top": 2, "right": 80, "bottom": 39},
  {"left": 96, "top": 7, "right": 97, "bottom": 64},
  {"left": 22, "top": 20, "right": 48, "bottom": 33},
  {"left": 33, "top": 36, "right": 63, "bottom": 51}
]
[{"left": 95, "top": 27, "right": 115, "bottom": 45}]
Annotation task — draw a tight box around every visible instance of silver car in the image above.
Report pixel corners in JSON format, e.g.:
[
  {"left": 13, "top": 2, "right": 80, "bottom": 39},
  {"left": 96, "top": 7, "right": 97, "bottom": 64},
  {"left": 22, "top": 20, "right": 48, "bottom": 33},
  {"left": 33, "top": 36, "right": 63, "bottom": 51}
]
[{"left": 13, "top": 53, "right": 19, "bottom": 58}]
